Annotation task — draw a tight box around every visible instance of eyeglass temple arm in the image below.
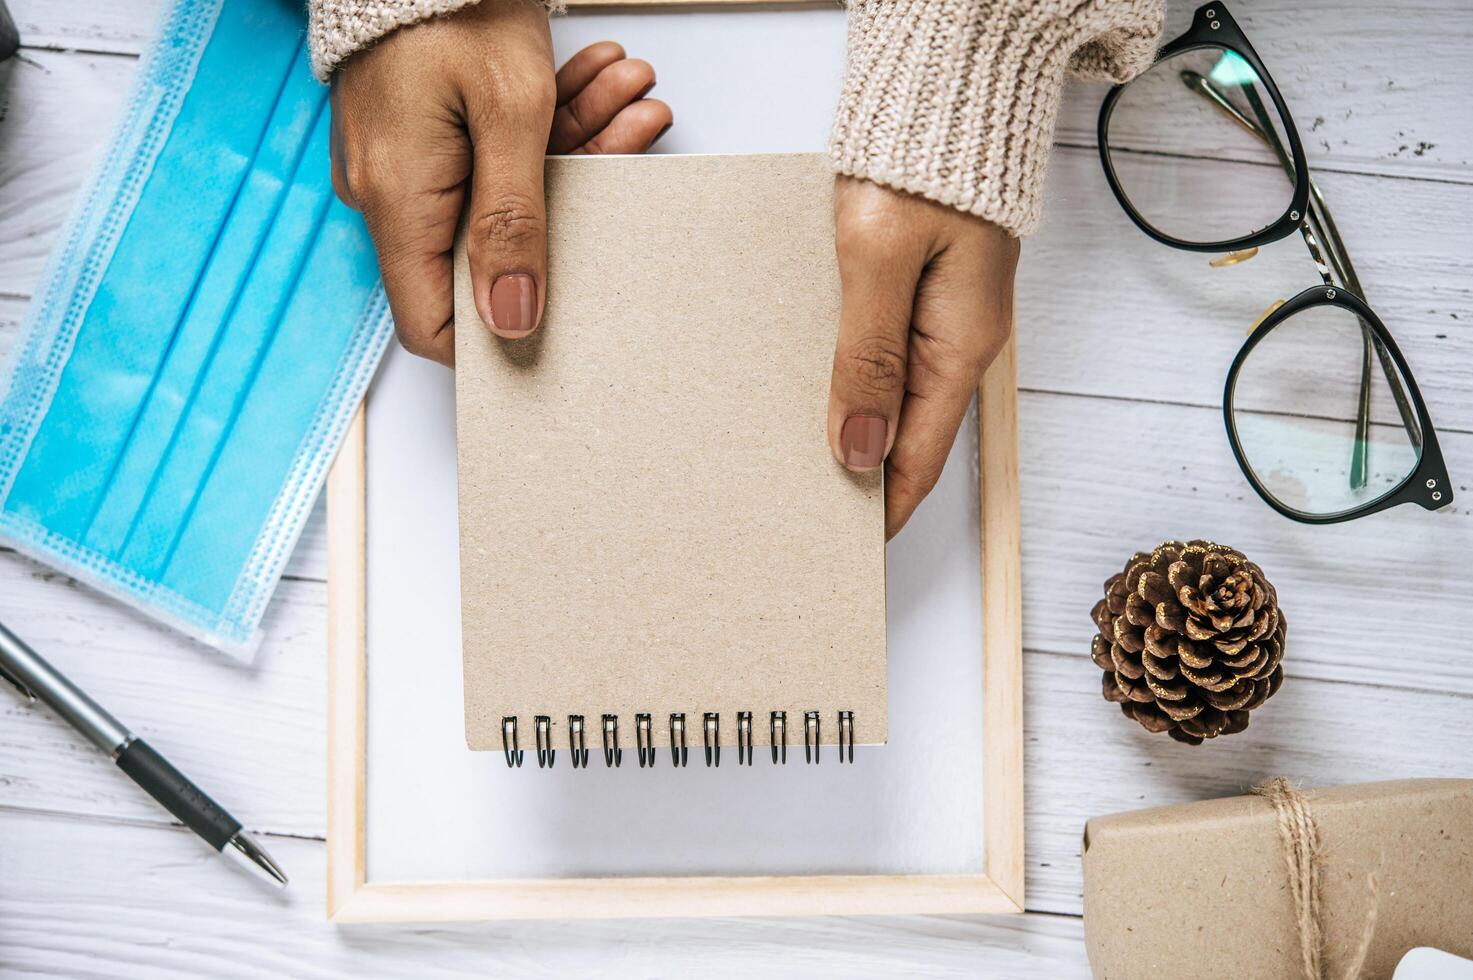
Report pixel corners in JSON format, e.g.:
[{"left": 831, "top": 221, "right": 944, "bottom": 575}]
[
  {"left": 1236, "top": 82, "right": 1396, "bottom": 487},
  {"left": 1237, "top": 83, "right": 1423, "bottom": 462},
  {"left": 1182, "top": 71, "right": 1423, "bottom": 486},
  {"left": 1292, "top": 174, "right": 1420, "bottom": 442}
]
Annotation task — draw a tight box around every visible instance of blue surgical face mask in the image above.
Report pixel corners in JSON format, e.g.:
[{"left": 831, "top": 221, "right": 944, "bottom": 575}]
[{"left": 0, "top": 0, "right": 391, "bottom": 654}]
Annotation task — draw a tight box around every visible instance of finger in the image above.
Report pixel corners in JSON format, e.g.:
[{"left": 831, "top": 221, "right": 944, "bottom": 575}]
[
  {"left": 883, "top": 243, "right": 1014, "bottom": 538},
  {"left": 358, "top": 177, "right": 466, "bottom": 367},
  {"left": 555, "top": 41, "right": 626, "bottom": 104},
  {"left": 828, "top": 211, "right": 929, "bottom": 472},
  {"left": 548, "top": 58, "right": 657, "bottom": 153},
  {"left": 883, "top": 347, "right": 977, "bottom": 539},
  {"left": 571, "top": 99, "right": 673, "bottom": 155},
  {"left": 464, "top": 79, "right": 556, "bottom": 340},
  {"left": 378, "top": 192, "right": 464, "bottom": 366},
  {"left": 335, "top": 69, "right": 469, "bottom": 366}
]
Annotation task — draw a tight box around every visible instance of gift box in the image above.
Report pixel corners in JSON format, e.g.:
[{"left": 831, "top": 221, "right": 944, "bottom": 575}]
[{"left": 1082, "top": 779, "right": 1473, "bottom": 979}]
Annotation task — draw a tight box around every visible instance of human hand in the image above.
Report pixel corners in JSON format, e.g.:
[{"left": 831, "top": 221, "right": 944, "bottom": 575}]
[
  {"left": 329, "top": 1, "right": 672, "bottom": 364},
  {"left": 828, "top": 177, "right": 1019, "bottom": 539}
]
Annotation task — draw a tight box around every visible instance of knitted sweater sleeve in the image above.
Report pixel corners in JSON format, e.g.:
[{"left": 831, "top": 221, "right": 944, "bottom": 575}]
[
  {"left": 830, "top": 0, "right": 1163, "bottom": 235},
  {"left": 307, "top": 0, "right": 562, "bottom": 80},
  {"left": 307, "top": 0, "right": 1162, "bottom": 235}
]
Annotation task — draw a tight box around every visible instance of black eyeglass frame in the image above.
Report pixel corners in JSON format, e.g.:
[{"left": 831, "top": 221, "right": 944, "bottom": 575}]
[
  {"left": 1096, "top": 2, "right": 1453, "bottom": 523},
  {"left": 1225, "top": 286, "right": 1450, "bottom": 524},
  {"left": 1096, "top": 3, "right": 1309, "bottom": 254}
]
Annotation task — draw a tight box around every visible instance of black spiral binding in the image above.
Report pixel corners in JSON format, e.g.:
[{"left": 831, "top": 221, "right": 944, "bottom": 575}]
[
  {"left": 498, "top": 710, "right": 856, "bottom": 769},
  {"left": 703, "top": 713, "right": 720, "bottom": 767},
  {"left": 669, "top": 713, "right": 688, "bottom": 768},
  {"left": 636, "top": 713, "right": 655, "bottom": 768},
  {"left": 804, "top": 711, "right": 820, "bottom": 764},
  {"left": 568, "top": 715, "right": 589, "bottom": 769},
  {"left": 501, "top": 717, "right": 522, "bottom": 768},
  {"left": 602, "top": 714, "right": 622, "bottom": 767},
  {"left": 535, "top": 716, "right": 554, "bottom": 769},
  {"left": 737, "top": 711, "right": 753, "bottom": 766}
]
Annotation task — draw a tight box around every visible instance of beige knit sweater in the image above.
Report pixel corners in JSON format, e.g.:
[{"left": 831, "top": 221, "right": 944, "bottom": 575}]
[{"left": 308, "top": 0, "right": 1162, "bottom": 236}]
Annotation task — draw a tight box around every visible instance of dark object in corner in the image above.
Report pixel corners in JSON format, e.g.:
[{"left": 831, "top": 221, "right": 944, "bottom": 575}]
[{"left": 0, "top": 1, "right": 17, "bottom": 63}]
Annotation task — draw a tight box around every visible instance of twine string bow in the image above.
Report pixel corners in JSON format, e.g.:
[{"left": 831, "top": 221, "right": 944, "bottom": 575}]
[{"left": 1251, "top": 778, "right": 1380, "bottom": 980}]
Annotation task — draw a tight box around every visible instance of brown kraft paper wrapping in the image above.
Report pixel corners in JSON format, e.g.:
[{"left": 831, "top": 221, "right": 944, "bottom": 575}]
[{"left": 1082, "top": 779, "right": 1473, "bottom": 979}]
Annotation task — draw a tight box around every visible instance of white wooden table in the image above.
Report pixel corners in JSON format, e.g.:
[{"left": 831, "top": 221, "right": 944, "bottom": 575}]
[{"left": 1, "top": 1, "right": 1469, "bottom": 976}]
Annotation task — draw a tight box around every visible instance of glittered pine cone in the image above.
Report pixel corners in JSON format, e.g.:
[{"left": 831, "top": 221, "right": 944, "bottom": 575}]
[{"left": 1091, "top": 540, "right": 1285, "bottom": 745}]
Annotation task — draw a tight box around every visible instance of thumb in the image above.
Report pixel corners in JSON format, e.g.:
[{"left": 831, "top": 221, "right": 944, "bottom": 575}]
[
  {"left": 828, "top": 221, "right": 927, "bottom": 472},
  {"left": 465, "top": 82, "right": 555, "bottom": 339}
]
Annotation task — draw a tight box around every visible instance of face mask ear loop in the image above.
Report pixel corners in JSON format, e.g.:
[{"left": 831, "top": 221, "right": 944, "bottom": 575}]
[
  {"left": 152, "top": 113, "right": 336, "bottom": 582},
  {"left": 78, "top": 57, "right": 306, "bottom": 553}
]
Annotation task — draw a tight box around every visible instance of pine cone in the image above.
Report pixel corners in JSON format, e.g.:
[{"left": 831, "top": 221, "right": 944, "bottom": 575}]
[{"left": 1091, "top": 540, "right": 1285, "bottom": 745}]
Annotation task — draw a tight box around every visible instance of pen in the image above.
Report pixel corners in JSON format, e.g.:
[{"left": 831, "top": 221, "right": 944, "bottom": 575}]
[{"left": 0, "top": 620, "right": 287, "bottom": 888}]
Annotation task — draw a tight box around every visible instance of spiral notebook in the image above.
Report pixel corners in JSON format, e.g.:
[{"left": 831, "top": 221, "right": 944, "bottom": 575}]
[{"left": 453, "top": 153, "right": 887, "bottom": 767}]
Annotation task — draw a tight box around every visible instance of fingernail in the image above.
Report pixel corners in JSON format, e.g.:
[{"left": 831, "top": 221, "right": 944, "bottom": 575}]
[
  {"left": 840, "top": 415, "right": 888, "bottom": 469},
  {"left": 488, "top": 274, "right": 537, "bottom": 338}
]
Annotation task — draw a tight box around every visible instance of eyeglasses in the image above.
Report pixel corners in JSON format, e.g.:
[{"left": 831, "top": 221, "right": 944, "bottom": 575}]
[{"left": 1096, "top": 2, "right": 1452, "bottom": 524}]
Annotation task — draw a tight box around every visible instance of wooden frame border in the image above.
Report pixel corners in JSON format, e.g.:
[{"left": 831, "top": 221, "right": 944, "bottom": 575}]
[{"left": 325, "top": 337, "right": 1024, "bottom": 922}]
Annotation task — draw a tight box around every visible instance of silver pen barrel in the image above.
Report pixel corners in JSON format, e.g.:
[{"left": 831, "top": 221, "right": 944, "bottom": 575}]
[
  {"left": 0, "top": 619, "right": 287, "bottom": 889},
  {"left": 0, "top": 620, "right": 132, "bottom": 755}
]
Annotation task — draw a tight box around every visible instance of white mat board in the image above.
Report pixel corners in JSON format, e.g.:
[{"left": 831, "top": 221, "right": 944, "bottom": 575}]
[{"left": 363, "top": 8, "right": 990, "bottom": 882}]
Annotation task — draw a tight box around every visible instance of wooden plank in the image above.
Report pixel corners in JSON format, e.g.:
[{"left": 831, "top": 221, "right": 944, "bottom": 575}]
[
  {"left": 0, "top": 809, "right": 1091, "bottom": 979},
  {"left": 4, "top": 587, "right": 1469, "bottom": 925},
  {"left": 337, "top": 875, "right": 1022, "bottom": 923},
  {"left": 288, "top": 499, "right": 328, "bottom": 582},
  {"left": 980, "top": 334, "right": 1026, "bottom": 910},
  {"left": 8, "top": 0, "right": 166, "bottom": 55},
  {"left": 8, "top": 15, "right": 1461, "bottom": 670},
  {"left": 0, "top": 49, "right": 135, "bottom": 297},
  {"left": 8, "top": 0, "right": 830, "bottom": 56},
  {"left": 1053, "top": 0, "right": 1473, "bottom": 184},
  {"left": 10, "top": 0, "right": 1468, "bottom": 180},
  {"left": 324, "top": 409, "right": 365, "bottom": 919},
  {"left": 1022, "top": 648, "right": 1473, "bottom": 916},
  {"left": 1017, "top": 388, "right": 1473, "bottom": 694},
  {"left": 0, "top": 556, "right": 327, "bottom": 834},
  {"left": 6, "top": 54, "right": 1467, "bottom": 435},
  {"left": 2, "top": 382, "right": 1469, "bottom": 834},
  {"left": 1024, "top": 147, "right": 1473, "bottom": 432},
  {"left": 6, "top": 645, "right": 1470, "bottom": 931}
]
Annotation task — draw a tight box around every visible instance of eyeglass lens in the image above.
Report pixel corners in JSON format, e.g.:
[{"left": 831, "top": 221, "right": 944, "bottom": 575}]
[
  {"left": 1230, "top": 303, "right": 1423, "bottom": 518},
  {"left": 1104, "top": 46, "right": 1296, "bottom": 245}
]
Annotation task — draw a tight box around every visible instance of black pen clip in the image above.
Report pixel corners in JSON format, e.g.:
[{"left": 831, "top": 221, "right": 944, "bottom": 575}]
[{"left": 0, "top": 660, "right": 35, "bottom": 702}]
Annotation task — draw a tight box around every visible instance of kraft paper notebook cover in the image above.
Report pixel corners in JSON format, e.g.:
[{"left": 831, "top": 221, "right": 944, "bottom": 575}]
[{"left": 453, "top": 153, "right": 887, "bottom": 757}]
